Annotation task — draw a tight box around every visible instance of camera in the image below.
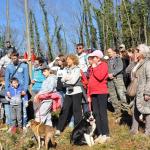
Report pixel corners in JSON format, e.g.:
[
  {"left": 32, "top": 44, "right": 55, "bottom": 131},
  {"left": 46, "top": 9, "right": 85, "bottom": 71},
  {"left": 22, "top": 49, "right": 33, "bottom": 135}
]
[{"left": 67, "top": 86, "right": 74, "bottom": 94}]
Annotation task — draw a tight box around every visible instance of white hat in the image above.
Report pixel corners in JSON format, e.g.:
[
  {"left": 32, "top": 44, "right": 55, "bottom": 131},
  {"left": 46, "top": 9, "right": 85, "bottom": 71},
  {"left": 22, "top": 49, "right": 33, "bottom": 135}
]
[{"left": 88, "top": 50, "right": 104, "bottom": 58}]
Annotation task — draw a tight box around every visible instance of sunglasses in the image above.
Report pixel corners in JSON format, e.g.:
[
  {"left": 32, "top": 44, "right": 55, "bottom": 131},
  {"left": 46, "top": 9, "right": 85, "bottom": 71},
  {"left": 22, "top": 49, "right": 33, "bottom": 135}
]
[{"left": 76, "top": 47, "right": 83, "bottom": 50}]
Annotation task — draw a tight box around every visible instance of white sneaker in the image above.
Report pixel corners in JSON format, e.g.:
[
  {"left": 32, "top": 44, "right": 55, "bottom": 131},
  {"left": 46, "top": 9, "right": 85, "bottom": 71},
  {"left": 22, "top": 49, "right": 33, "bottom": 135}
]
[
  {"left": 55, "top": 130, "right": 61, "bottom": 136},
  {"left": 68, "top": 122, "right": 74, "bottom": 128},
  {"left": 94, "top": 135, "right": 102, "bottom": 143},
  {"left": 95, "top": 135, "right": 110, "bottom": 144}
]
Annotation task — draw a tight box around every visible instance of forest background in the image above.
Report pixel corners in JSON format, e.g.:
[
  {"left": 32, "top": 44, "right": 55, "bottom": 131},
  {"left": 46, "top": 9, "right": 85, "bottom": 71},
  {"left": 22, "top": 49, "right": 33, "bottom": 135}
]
[{"left": 0, "top": 0, "right": 150, "bottom": 60}]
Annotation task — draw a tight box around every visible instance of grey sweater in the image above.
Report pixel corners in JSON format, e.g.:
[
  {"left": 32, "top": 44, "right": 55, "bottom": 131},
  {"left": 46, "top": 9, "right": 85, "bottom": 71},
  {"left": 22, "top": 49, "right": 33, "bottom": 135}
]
[{"left": 40, "top": 74, "right": 57, "bottom": 94}]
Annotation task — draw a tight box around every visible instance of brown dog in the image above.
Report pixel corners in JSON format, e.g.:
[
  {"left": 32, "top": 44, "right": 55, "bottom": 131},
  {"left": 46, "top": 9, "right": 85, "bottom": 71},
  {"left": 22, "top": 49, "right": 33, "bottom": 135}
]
[{"left": 27, "top": 119, "right": 56, "bottom": 150}]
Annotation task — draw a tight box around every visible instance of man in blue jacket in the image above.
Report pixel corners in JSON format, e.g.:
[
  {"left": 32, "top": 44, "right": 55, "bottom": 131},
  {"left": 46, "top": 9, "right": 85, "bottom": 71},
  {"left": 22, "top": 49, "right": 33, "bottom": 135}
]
[{"left": 5, "top": 51, "right": 29, "bottom": 130}]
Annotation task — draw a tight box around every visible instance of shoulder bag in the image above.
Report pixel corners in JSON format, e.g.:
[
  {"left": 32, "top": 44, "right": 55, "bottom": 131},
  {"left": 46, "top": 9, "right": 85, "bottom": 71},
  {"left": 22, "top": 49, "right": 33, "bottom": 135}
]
[{"left": 126, "top": 77, "right": 138, "bottom": 97}]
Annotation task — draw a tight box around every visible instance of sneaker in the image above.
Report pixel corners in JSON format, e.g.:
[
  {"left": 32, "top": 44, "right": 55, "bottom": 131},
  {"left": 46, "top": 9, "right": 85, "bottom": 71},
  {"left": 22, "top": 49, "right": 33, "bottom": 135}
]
[
  {"left": 68, "top": 122, "right": 74, "bottom": 128},
  {"left": 23, "top": 127, "right": 27, "bottom": 133},
  {"left": 55, "top": 130, "right": 61, "bottom": 136},
  {"left": 94, "top": 135, "right": 102, "bottom": 143}
]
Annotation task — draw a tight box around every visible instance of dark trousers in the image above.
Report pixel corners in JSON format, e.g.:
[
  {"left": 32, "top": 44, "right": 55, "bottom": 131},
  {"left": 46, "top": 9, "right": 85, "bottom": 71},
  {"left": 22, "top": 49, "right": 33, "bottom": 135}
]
[
  {"left": 92, "top": 94, "right": 109, "bottom": 136},
  {"left": 57, "top": 93, "right": 82, "bottom": 131}
]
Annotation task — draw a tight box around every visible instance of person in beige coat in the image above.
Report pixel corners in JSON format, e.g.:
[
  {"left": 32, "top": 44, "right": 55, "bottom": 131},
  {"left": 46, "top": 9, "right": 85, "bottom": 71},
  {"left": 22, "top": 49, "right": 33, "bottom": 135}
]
[{"left": 130, "top": 44, "right": 150, "bottom": 136}]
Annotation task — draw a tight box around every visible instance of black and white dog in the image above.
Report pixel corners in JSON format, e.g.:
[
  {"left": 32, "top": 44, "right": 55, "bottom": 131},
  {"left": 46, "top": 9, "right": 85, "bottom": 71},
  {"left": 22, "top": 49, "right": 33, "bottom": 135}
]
[{"left": 70, "top": 111, "right": 96, "bottom": 147}]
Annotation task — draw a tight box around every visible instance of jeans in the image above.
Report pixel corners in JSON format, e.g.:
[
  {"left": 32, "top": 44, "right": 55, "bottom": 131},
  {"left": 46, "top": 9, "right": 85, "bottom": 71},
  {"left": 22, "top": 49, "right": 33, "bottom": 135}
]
[
  {"left": 10, "top": 104, "right": 22, "bottom": 127},
  {"left": 22, "top": 99, "right": 28, "bottom": 127},
  {"left": 4, "top": 104, "right": 12, "bottom": 126}
]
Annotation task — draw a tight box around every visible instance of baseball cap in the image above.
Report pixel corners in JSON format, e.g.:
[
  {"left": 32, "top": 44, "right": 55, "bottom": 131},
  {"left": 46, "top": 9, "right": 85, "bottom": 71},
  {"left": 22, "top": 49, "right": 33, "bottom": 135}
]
[{"left": 88, "top": 50, "right": 104, "bottom": 58}]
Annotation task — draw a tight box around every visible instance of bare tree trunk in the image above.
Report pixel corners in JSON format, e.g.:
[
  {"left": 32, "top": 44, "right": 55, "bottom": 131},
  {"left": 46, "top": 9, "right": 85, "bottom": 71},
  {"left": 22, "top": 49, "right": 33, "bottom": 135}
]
[
  {"left": 143, "top": 15, "right": 148, "bottom": 44},
  {"left": 122, "top": 0, "right": 134, "bottom": 46},
  {"left": 138, "top": 27, "right": 141, "bottom": 44},
  {"left": 82, "top": 0, "right": 90, "bottom": 48},
  {"left": 39, "top": 0, "right": 53, "bottom": 61},
  {"left": 33, "top": 12, "right": 41, "bottom": 56},
  {"left": 24, "top": 0, "right": 32, "bottom": 92},
  {"left": 102, "top": 15, "right": 106, "bottom": 51},
  {"left": 118, "top": 1, "right": 123, "bottom": 44},
  {"left": 29, "top": 10, "right": 35, "bottom": 49},
  {"left": 6, "top": 0, "right": 10, "bottom": 41}
]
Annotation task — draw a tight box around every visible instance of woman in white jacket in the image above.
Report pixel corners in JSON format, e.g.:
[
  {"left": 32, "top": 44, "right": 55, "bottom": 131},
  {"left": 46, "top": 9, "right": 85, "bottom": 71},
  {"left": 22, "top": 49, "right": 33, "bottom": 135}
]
[{"left": 56, "top": 54, "right": 83, "bottom": 135}]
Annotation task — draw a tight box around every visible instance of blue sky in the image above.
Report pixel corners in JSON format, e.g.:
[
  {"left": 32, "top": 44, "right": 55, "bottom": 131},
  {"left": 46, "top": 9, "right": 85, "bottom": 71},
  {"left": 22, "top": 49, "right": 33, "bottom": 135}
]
[{"left": 0, "top": 0, "right": 84, "bottom": 54}]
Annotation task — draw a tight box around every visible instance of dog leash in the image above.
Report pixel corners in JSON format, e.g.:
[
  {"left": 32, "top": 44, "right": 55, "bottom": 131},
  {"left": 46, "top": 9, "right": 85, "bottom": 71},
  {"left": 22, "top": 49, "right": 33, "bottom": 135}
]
[{"left": 35, "top": 122, "right": 42, "bottom": 135}]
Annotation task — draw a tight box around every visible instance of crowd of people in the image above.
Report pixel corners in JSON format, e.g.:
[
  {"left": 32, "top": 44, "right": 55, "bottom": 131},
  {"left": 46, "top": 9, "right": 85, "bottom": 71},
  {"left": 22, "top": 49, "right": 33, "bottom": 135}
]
[{"left": 0, "top": 41, "right": 150, "bottom": 144}]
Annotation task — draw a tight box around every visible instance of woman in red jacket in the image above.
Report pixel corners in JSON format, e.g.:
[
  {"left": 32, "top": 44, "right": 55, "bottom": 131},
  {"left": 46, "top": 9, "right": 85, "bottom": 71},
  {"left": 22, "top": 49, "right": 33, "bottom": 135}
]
[{"left": 88, "top": 50, "right": 110, "bottom": 144}]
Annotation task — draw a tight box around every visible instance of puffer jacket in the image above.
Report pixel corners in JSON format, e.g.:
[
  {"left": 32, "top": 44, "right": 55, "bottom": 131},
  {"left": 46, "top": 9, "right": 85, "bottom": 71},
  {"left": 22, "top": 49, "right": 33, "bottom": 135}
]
[{"left": 32, "top": 67, "right": 45, "bottom": 92}]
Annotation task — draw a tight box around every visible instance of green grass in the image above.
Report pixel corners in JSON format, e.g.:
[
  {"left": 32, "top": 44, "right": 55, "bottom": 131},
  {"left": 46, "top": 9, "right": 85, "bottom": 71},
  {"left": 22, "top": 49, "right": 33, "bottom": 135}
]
[{"left": 0, "top": 113, "right": 150, "bottom": 150}]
